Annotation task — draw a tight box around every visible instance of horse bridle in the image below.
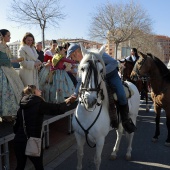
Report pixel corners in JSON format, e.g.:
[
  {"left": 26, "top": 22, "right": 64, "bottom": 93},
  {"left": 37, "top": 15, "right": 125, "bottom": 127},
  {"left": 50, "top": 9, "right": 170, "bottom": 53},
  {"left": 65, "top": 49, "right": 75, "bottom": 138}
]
[
  {"left": 121, "top": 60, "right": 135, "bottom": 81},
  {"left": 133, "top": 56, "right": 147, "bottom": 76},
  {"left": 80, "top": 60, "right": 101, "bottom": 92},
  {"left": 79, "top": 59, "right": 104, "bottom": 111}
]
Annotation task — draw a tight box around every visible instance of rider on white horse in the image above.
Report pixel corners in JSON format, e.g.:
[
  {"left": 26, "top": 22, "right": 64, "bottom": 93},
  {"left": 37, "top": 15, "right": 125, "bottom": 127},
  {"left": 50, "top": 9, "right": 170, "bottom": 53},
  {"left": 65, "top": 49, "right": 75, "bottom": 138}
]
[{"left": 66, "top": 43, "right": 136, "bottom": 134}]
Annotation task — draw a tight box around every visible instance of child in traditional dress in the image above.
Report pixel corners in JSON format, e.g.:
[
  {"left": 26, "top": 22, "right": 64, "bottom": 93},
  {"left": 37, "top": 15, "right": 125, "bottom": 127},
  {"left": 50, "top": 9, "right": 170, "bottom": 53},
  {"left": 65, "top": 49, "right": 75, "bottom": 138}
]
[
  {"left": 39, "top": 40, "right": 57, "bottom": 95},
  {"left": 44, "top": 40, "right": 57, "bottom": 62},
  {"left": 42, "top": 46, "right": 75, "bottom": 103}
]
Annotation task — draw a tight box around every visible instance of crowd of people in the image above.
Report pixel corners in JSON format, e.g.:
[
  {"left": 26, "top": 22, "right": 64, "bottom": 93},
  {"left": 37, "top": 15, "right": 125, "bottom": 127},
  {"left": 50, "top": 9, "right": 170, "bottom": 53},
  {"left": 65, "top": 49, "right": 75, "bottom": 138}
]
[
  {"left": 0, "top": 29, "right": 78, "bottom": 121},
  {"left": 0, "top": 28, "right": 138, "bottom": 169},
  {"left": 0, "top": 29, "right": 78, "bottom": 169}
]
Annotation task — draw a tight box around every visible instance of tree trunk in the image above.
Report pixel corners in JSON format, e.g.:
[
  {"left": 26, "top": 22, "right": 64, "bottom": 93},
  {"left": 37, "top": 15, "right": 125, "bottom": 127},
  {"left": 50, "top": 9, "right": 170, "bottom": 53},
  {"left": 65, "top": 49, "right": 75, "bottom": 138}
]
[
  {"left": 41, "top": 28, "right": 45, "bottom": 49},
  {"left": 115, "top": 43, "right": 119, "bottom": 60}
]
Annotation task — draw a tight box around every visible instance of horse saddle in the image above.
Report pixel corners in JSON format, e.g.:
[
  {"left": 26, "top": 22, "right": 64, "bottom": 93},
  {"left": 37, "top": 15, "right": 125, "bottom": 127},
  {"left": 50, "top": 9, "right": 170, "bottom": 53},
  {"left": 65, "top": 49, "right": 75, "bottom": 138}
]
[{"left": 113, "top": 81, "right": 134, "bottom": 101}]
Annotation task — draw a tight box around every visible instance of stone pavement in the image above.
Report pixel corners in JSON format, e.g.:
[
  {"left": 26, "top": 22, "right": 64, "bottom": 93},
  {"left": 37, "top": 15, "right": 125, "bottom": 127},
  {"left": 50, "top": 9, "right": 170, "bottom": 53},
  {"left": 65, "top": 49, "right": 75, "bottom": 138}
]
[
  {"left": 44, "top": 143, "right": 77, "bottom": 170},
  {"left": 43, "top": 99, "right": 155, "bottom": 170}
]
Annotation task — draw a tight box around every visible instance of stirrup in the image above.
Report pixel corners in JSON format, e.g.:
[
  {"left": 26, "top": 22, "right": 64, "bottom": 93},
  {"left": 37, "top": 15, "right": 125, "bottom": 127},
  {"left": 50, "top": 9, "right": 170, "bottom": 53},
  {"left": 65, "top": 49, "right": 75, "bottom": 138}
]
[{"left": 122, "top": 118, "right": 137, "bottom": 134}]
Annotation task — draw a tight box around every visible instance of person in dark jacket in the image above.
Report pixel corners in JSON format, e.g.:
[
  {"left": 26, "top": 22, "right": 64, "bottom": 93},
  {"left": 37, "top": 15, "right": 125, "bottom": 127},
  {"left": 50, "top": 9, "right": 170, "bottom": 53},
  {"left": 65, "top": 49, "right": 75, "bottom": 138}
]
[
  {"left": 125, "top": 48, "right": 139, "bottom": 63},
  {"left": 35, "top": 42, "right": 44, "bottom": 63},
  {"left": 13, "top": 85, "right": 67, "bottom": 170}
]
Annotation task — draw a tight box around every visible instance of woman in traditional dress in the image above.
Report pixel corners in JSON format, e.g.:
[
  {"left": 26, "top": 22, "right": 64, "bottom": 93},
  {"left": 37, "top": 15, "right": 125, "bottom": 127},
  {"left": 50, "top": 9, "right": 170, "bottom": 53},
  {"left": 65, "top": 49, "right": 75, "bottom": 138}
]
[
  {"left": 39, "top": 40, "right": 57, "bottom": 97},
  {"left": 44, "top": 39, "right": 57, "bottom": 62},
  {"left": 0, "top": 29, "right": 24, "bottom": 121},
  {"left": 40, "top": 46, "right": 75, "bottom": 103},
  {"left": 18, "top": 32, "right": 42, "bottom": 88}
]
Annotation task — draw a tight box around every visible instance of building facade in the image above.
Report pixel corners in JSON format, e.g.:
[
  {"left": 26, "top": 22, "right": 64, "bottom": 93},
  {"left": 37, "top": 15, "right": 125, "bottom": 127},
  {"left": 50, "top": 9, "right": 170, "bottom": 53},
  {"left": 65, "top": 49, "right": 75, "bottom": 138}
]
[
  {"left": 105, "top": 40, "right": 131, "bottom": 59},
  {"left": 154, "top": 35, "right": 170, "bottom": 64},
  {"left": 105, "top": 35, "right": 169, "bottom": 63},
  {"left": 105, "top": 41, "right": 115, "bottom": 58},
  {"left": 8, "top": 39, "right": 103, "bottom": 57},
  {"left": 57, "top": 38, "right": 103, "bottom": 49},
  {"left": 8, "top": 41, "right": 21, "bottom": 57}
]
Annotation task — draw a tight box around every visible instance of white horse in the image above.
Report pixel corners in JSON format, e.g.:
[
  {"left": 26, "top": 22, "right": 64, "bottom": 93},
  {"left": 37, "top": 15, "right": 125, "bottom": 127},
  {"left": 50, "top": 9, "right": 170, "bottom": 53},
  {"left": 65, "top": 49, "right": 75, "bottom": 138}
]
[
  {"left": 72, "top": 46, "right": 110, "bottom": 170},
  {"left": 72, "top": 46, "right": 140, "bottom": 170},
  {"left": 110, "top": 80, "right": 140, "bottom": 160}
]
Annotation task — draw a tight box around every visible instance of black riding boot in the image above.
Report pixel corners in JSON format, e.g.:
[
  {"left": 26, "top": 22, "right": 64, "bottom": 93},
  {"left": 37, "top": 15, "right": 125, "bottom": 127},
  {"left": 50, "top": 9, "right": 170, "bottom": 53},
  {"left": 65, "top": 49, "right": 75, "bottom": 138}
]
[
  {"left": 119, "top": 104, "right": 137, "bottom": 133},
  {"left": 109, "top": 101, "right": 118, "bottom": 129},
  {"left": 107, "top": 84, "right": 118, "bottom": 129}
]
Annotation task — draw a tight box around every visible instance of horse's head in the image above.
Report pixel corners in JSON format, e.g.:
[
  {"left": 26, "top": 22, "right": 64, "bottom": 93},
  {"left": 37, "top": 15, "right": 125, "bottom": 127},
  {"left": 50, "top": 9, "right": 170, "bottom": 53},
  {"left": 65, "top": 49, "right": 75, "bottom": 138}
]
[
  {"left": 130, "top": 52, "right": 151, "bottom": 81},
  {"left": 118, "top": 58, "right": 135, "bottom": 81},
  {"left": 79, "top": 45, "right": 106, "bottom": 110}
]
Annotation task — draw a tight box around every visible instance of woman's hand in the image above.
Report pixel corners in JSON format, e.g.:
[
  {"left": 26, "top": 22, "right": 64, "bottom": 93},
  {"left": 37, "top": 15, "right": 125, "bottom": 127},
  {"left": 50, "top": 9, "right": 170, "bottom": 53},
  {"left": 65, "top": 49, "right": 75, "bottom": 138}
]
[
  {"left": 17, "top": 57, "right": 24, "bottom": 62},
  {"left": 44, "top": 62, "right": 51, "bottom": 67},
  {"left": 65, "top": 95, "right": 77, "bottom": 104}
]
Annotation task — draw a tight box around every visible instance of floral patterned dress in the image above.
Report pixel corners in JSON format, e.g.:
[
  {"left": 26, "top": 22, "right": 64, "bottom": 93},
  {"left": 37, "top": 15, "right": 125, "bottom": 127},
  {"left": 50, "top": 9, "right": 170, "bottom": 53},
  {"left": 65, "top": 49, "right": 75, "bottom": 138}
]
[
  {"left": 39, "top": 54, "right": 75, "bottom": 103},
  {"left": 39, "top": 50, "right": 53, "bottom": 100},
  {"left": 0, "top": 44, "right": 24, "bottom": 118}
]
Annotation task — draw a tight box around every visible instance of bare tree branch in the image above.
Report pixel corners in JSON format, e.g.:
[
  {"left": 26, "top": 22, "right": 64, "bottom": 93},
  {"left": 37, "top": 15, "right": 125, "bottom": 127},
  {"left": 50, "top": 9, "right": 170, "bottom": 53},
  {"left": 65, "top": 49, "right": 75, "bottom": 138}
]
[
  {"left": 129, "top": 33, "right": 164, "bottom": 60},
  {"left": 8, "top": 0, "right": 66, "bottom": 47},
  {"left": 89, "top": 0, "right": 153, "bottom": 59}
]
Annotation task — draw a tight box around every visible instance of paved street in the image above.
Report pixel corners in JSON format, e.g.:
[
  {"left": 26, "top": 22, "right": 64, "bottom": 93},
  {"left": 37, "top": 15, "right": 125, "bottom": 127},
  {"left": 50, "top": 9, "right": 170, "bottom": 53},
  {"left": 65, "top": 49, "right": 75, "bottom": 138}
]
[{"left": 45, "top": 100, "right": 170, "bottom": 170}]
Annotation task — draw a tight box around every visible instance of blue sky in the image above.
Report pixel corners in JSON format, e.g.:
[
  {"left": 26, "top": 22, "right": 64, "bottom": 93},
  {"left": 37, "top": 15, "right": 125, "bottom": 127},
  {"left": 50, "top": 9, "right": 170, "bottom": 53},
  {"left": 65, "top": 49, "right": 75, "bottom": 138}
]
[{"left": 1, "top": 0, "right": 170, "bottom": 43}]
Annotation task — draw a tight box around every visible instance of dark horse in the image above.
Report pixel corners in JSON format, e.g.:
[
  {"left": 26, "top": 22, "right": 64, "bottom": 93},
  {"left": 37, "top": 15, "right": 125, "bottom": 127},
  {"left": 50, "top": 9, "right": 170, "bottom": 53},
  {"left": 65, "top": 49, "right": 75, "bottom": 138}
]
[
  {"left": 130, "top": 52, "right": 170, "bottom": 146},
  {"left": 119, "top": 59, "right": 150, "bottom": 111}
]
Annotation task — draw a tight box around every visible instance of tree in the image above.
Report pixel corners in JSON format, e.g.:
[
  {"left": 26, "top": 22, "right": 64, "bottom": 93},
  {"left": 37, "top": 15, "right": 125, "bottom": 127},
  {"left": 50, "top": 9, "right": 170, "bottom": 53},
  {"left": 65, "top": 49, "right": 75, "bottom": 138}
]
[
  {"left": 131, "top": 33, "right": 163, "bottom": 58},
  {"left": 8, "top": 0, "right": 65, "bottom": 48},
  {"left": 89, "top": 0, "right": 152, "bottom": 59}
]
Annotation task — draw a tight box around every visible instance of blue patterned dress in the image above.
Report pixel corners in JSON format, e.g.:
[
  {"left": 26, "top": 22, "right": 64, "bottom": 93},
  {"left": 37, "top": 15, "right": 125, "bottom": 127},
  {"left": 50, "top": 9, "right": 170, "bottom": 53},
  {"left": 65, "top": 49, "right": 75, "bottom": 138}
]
[
  {"left": 0, "top": 44, "right": 24, "bottom": 118},
  {"left": 39, "top": 55, "right": 75, "bottom": 103}
]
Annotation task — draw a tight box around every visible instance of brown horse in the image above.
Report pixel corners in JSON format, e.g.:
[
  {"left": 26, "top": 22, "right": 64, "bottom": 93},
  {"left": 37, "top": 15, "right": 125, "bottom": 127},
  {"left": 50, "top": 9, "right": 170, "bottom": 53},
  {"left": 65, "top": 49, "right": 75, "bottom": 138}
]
[
  {"left": 130, "top": 52, "right": 170, "bottom": 146},
  {"left": 119, "top": 59, "right": 150, "bottom": 111}
]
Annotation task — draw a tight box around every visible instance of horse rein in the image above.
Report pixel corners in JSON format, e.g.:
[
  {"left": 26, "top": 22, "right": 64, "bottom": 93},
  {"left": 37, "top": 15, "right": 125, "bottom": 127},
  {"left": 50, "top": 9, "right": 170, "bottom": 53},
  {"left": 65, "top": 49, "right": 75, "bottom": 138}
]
[
  {"left": 75, "top": 104, "right": 103, "bottom": 148},
  {"left": 76, "top": 57, "right": 105, "bottom": 148}
]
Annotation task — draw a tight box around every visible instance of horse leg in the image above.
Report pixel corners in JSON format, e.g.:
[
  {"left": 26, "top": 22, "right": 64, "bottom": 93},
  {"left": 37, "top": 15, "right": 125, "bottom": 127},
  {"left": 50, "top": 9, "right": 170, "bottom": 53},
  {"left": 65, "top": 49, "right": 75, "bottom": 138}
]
[
  {"left": 165, "top": 113, "right": 170, "bottom": 146},
  {"left": 94, "top": 137, "right": 105, "bottom": 170},
  {"left": 74, "top": 132, "right": 85, "bottom": 170},
  {"left": 140, "top": 90, "right": 144, "bottom": 100},
  {"left": 145, "top": 92, "right": 149, "bottom": 112},
  {"left": 125, "top": 128, "right": 134, "bottom": 160},
  {"left": 152, "top": 105, "right": 161, "bottom": 142},
  {"left": 110, "top": 123, "right": 123, "bottom": 160},
  {"left": 125, "top": 112, "right": 137, "bottom": 160},
  {"left": 125, "top": 132, "right": 134, "bottom": 160}
]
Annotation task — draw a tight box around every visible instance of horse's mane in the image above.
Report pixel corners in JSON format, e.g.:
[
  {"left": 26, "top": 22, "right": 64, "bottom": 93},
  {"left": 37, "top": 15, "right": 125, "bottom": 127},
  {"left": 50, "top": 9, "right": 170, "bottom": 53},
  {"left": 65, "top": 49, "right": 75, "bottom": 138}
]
[
  {"left": 147, "top": 53, "right": 170, "bottom": 82},
  {"left": 79, "top": 48, "right": 106, "bottom": 76}
]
